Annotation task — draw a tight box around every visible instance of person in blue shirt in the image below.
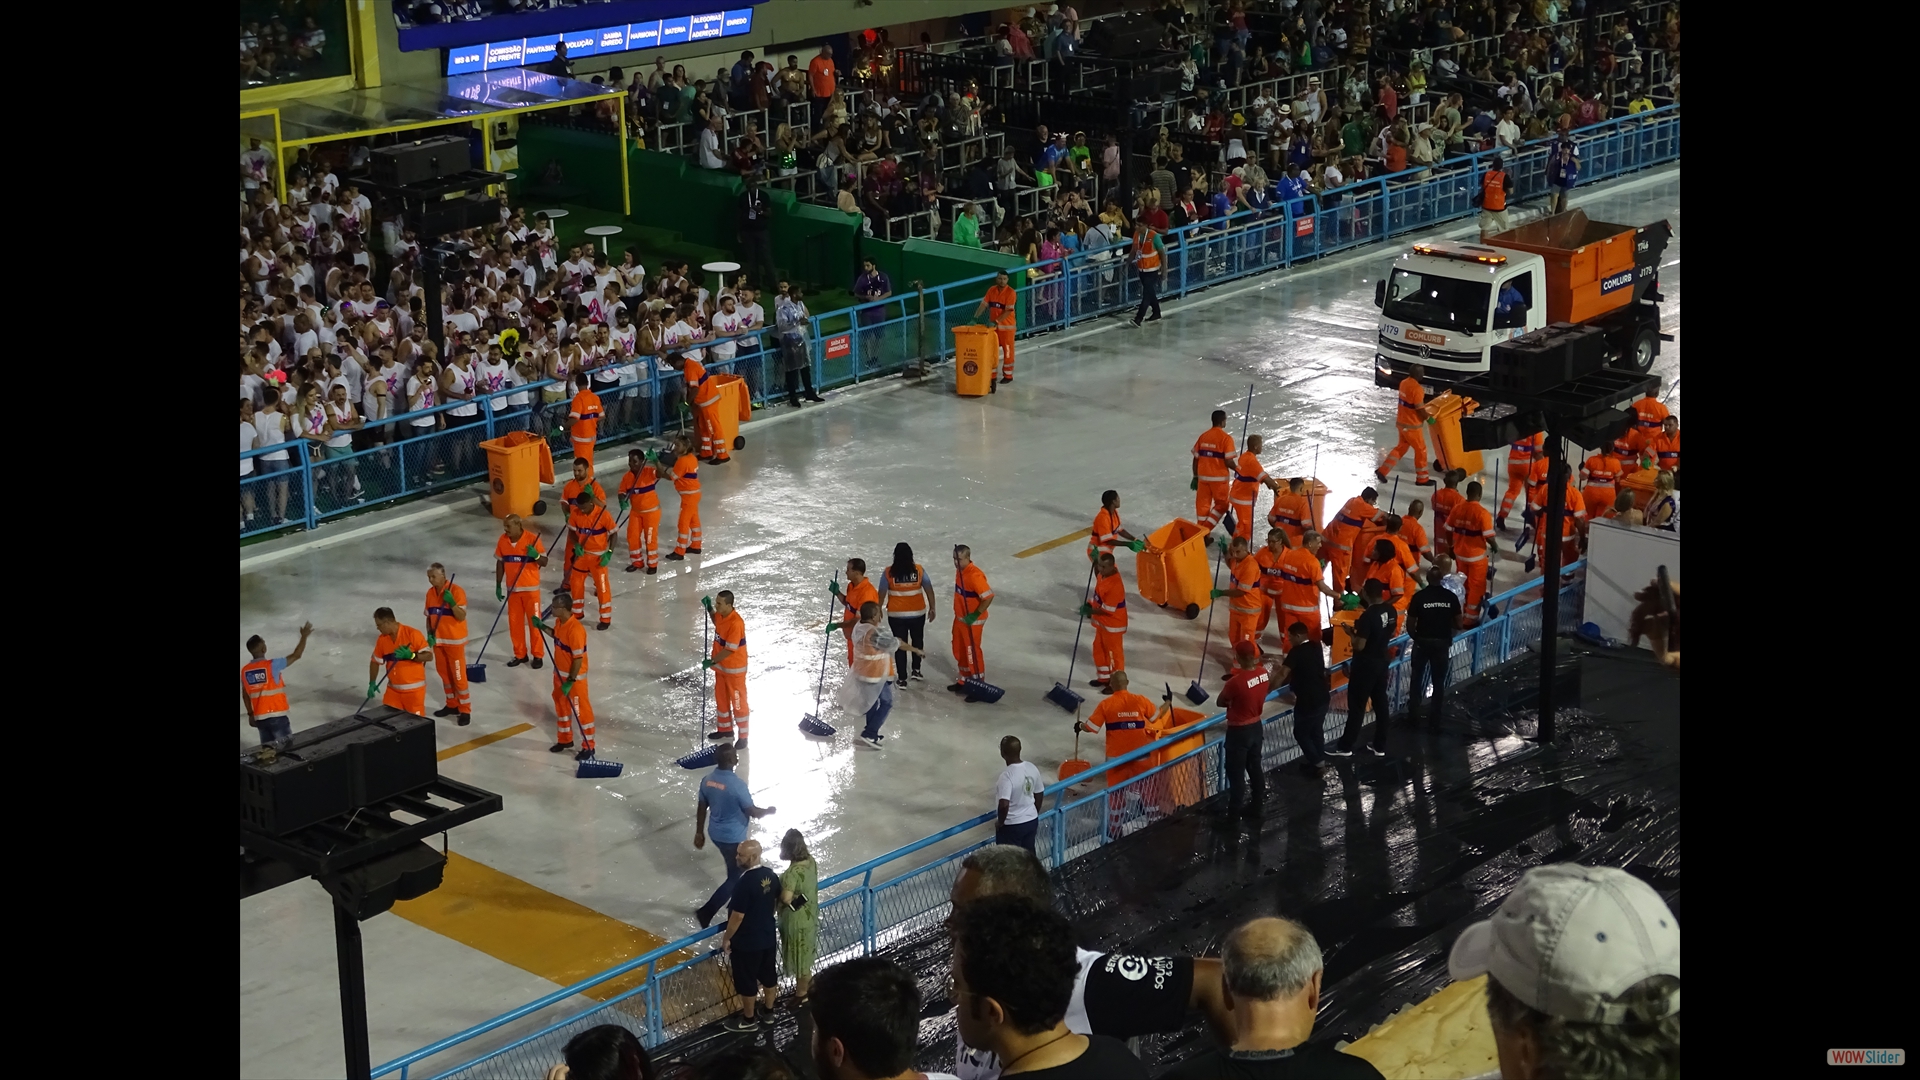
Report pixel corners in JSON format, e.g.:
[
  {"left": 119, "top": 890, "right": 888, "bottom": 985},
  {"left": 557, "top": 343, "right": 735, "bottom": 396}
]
[
  {"left": 693, "top": 743, "right": 777, "bottom": 928},
  {"left": 852, "top": 258, "right": 892, "bottom": 371},
  {"left": 1209, "top": 182, "right": 1233, "bottom": 221},
  {"left": 729, "top": 51, "right": 754, "bottom": 110},
  {"left": 1546, "top": 123, "right": 1581, "bottom": 213},
  {"left": 1277, "top": 163, "right": 1311, "bottom": 217},
  {"left": 1496, "top": 281, "right": 1527, "bottom": 324}
]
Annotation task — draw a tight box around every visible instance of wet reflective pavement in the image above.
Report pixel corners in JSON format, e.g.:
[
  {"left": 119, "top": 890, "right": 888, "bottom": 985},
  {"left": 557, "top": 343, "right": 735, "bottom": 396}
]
[{"left": 239, "top": 166, "right": 1679, "bottom": 1078}]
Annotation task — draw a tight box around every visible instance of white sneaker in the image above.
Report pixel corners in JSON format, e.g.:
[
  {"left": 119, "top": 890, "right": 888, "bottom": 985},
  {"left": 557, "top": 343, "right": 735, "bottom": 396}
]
[{"left": 856, "top": 735, "right": 883, "bottom": 750}]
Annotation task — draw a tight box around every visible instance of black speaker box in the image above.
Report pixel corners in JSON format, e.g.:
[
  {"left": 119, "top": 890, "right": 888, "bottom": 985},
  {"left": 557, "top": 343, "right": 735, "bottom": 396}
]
[
  {"left": 1489, "top": 323, "right": 1608, "bottom": 393},
  {"left": 1460, "top": 405, "right": 1545, "bottom": 451},
  {"left": 322, "top": 842, "right": 448, "bottom": 921},
  {"left": 414, "top": 195, "right": 492, "bottom": 238},
  {"left": 240, "top": 707, "right": 438, "bottom": 836},
  {"left": 1565, "top": 406, "right": 1635, "bottom": 451},
  {"left": 370, "top": 135, "right": 469, "bottom": 187}
]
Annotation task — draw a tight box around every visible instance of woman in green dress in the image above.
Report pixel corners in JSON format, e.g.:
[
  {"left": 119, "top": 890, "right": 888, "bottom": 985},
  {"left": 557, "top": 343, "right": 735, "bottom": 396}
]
[{"left": 777, "top": 828, "right": 818, "bottom": 1004}]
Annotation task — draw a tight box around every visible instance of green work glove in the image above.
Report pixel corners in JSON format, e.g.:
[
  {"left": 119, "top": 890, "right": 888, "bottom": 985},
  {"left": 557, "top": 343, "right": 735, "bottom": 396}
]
[
  {"left": 561, "top": 678, "right": 576, "bottom": 695},
  {"left": 678, "top": 400, "right": 691, "bottom": 412},
  {"left": 702, "top": 595, "right": 714, "bottom": 613},
  {"left": 1127, "top": 538, "right": 1146, "bottom": 552},
  {"left": 828, "top": 579, "right": 843, "bottom": 597},
  {"left": 646, "top": 448, "right": 659, "bottom": 462},
  {"left": 496, "top": 583, "right": 506, "bottom": 601},
  {"left": 701, "top": 657, "right": 718, "bottom": 670},
  {"left": 1425, "top": 416, "right": 1437, "bottom": 425},
  {"left": 1078, "top": 602, "right": 1095, "bottom": 618},
  {"left": 525, "top": 541, "right": 539, "bottom": 558},
  {"left": 367, "top": 680, "right": 379, "bottom": 698},
  {"left": 1342, "top": 594, "right": 1361, "bottom": 610},
  {"left": 599, "top": 550, "right": 613, "bottom": 566},
  {"left": 394, "top": 644, "right": 415, "bottom": 661},
  {"left": 1190, "top": 476, "right": 1200, "bottom": 491},
  {"left": 961, "top": 611, "right": 979, "bottom": 625},
  {"left": 573, "top": 543, "right": 586, "bottom": 559},
  {"left": 619, "top": 494, "right": 631, "bottom": 510},
  {"left": 824, "top": 623, "right": 842, "bottom": 635},
  {"left": 530, "top": 615, "right": 550, "bottom": 632},
  {"left": 1209, "top": 588, "right": 1228, "bottom": 599},
  {"left": 441, "top": 588, "right": 456, "bottom": 606},
  {"left": 426, "top": 633, "right": 437, "bottom": 647}
]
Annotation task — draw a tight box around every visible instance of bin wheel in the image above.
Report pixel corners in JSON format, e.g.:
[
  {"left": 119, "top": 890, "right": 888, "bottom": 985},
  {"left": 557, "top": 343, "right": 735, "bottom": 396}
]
[
  {"left": 532, "top": 500, "right": 548, "bottom": 517},
  {"left": 733, "top": 435, "right": 746, "bottom": 450},
  {"left": 1185, "top": 603, "right": 1201, "bottom": 619},
  {"left": 1158, "top": 602, "right": 1168, "bottom": 608}
]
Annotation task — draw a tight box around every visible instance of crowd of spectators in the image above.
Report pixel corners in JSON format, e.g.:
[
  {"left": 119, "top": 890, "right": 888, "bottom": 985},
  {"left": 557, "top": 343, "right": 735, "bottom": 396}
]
[{"left": 241, "top": 1, "right": 341, "bottom": 88}]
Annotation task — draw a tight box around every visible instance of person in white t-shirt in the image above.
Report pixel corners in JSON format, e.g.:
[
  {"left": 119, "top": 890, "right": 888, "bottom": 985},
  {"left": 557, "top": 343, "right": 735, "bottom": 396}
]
[
  {"left": 240, "top": 399, "right": 262, "bottom": 528},
  {"left": 708, "top": 293, "right": 744, "bottom": 370},
  {"left": 618, "top": 249, "right": 647, "bottom": 307},
  {"left": 734, "top": 285, "right": 768, "bottom": 403},
  {"left": 441, "top": 347, "right": 482, "bottom": 474},
  {"left": 253, "top": 394, "right": 293, "bottom": 525},
  {"left": 322, "top": 382, "right": 365, "bottom": 506},
  {"left": 475, "top": 343, "right": 515, "bottom": 419},
  {"left": 992, "top": 736, "right": 1044, "bottom": 850},
  {"left": 406, "top": 357, "right": 443, "bottom": 485}
]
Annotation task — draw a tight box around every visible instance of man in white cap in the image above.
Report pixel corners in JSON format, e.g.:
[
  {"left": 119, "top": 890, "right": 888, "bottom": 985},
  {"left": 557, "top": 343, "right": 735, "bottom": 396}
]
[{"left": 1449, "top": 864, "right": 1680, "bottom": 1080}]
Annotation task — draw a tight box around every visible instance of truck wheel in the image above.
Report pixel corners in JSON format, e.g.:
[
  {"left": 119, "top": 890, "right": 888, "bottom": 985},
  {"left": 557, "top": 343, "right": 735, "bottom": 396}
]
[{"left": 1616, "top": 328, "right": 1657, "bottom": 373}]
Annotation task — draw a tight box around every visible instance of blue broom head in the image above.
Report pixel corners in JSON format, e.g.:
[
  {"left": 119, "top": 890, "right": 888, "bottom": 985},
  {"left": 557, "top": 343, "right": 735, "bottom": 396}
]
[
  {"left": 677, "top": 745, "right": 720, "bottom": 770},
  {"left": 465, "top": 663, "right": 487, "bottom": 683},
  {"left": 1044, "top": 683, "right": 1084, "bottom": 712},
  {"left": 799, "top": 714, "right": 837, "bottom": 738},
  {"left": 577, "top": 758, "right": 624, "bottom": 778},
  {"left": 1184, "top": 679, "right": 1211, "bottom": 705},
  {"left": 963, "top": 677, "right": 1005, "bottom": 704}
]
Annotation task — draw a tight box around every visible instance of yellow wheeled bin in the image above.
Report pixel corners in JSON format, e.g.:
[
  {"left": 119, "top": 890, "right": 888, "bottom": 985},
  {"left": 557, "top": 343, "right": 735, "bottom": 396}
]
[
  {"left": 1426, "top": 391, "right": 1484, "bottom": 477},
  {"left": 1150, "top": 706, "right": 1210, "bottom": 811},
  {"left": 480, "top": 431, "right": 555, "bottom": 519},
  {"left": 1328, "top": 605, "right": 1361, "bottom": 690},
  {"left": 953, "top": 325, "right": 996, "bottom": 396},
  {"left": 709, "top": 374, "right": 751, "bottom": 451},
  {"left": 1135, "top": 519, "right": 1214, "bottom": 619}
]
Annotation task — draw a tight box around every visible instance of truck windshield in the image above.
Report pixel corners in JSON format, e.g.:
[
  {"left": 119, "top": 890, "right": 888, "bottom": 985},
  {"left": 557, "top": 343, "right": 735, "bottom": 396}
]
[{"left": 1383, "top": 269, "right": 1491, "bottom": 335}]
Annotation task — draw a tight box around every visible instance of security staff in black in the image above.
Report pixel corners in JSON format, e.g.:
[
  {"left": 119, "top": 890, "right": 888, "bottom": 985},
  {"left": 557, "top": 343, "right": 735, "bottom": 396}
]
[
  {"left": 1404, "top": 554, "right": 1465, "bottom": 726},
  {"left": 1330, "top": 579, "right": 1396, "bottom": 757},
  {"left": 1277, "top": 620, "right": 1331, "bottom": 773}
]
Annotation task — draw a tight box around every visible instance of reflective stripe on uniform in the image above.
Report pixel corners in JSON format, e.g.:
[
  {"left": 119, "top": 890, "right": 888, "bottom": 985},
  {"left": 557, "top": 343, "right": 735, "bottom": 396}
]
[{"left": 390, "top": 680, "right": 427, "bottom": 691}]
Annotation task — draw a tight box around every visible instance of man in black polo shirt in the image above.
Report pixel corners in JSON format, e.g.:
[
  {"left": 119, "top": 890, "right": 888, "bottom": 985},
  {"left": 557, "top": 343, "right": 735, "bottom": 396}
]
[
  {"left": 1276, "top": 622, "right": 1330, "bottom": 774},
  {"left": 1328, "top": 579, "right": 1395, "bottom": 758},
  {"left": 1404, "top": 554, "right": 1464, "bottom": 726},
  {"left": 719, "top": 839, "right": 783, "bottom": 1031}
]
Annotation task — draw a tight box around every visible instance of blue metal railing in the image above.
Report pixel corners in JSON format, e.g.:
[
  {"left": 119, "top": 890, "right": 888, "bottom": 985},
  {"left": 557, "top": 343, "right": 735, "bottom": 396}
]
[
  {"left": 242, "top": 108, "right": 1678, "bottom": 545},
  {"left": 373, "top": 565, "right": 1585, "bottom": 1079}
]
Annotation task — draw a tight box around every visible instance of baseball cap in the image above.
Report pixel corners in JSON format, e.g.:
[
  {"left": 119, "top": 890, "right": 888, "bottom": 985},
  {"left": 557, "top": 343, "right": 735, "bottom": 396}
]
[{"left": 1449, "top": 864, "right": 1679, "bottom": 1024}]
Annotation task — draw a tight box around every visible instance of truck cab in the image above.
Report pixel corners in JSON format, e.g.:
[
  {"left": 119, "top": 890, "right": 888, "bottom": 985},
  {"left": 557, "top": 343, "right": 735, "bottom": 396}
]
[
  {"left": 1373, "top": 211, "right": 1671, "bottom": 389},
  {"left": 1374, "top": 241, "right": 1547, "bottom": 383}
]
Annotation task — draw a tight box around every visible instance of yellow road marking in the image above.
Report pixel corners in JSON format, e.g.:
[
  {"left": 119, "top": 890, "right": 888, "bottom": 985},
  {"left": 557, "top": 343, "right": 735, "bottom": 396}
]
[
  {"left": 437, "top": 723, "right": 536, "bottom": 761},
  {"left": 1015, "top": 528, "right": 1090, "bottom": 559},
  {"left": 392, "top": 852, "right": 690, "bottom": 1000}
]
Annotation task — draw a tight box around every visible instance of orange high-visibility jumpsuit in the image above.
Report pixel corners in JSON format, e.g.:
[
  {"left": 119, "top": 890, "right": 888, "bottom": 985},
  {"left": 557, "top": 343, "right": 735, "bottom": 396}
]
[
  {"left": 1090, "top": 570, "right": 1128, "bottom": 682},
  {"left": 1192, "top": 426, "right": 1236, "bottom": 530},
  {"left": 1645, "top": 429, "right": 1680, "bottom": 474},
  {"left": 1400, "top": 517, "right": 1429, "bottom": 565},
  {"left": 561, "top": 475, "right": 607, "bottom": 511},
  {"left": 373, "top": 624, "right": 431, "bottom": 716},
  {"left": 1365, "top": 557, "right": 1410, "bottom": 637},
  {"left": 1580, "top": 452, "right": 1621, "bottom": 524},
  {"left": 952, "top": 563, "right": 994, "bottom": 680},
  {"left": 1379, "top": 374, "right": 1432, "bottom": 483},
  {"left": 568, "top": 388, "right": 602, "bottom": 467},
  {"left": 1448, "top": 500, "right": 1496, "bottom": 622},
  {"left": 1082, "top": 689, "right": 1169, "bottom": 824},
  {"left": 1429, "top": 487, "right": 1463, "bottom": 556},
  {"left": 425, "top": 580, "right": 471, "bottom": 714},
  {"left": 984, "top": 282, "right": 1019, "bottom": 379},
  {"left": 711, "top": 608, "right": 749, "bottom": 739},
  {"left": 1349, "top": 518, "right": 1388, "bottom": 596},
  {"left": 1267, "top": 489, "right": 1311, "bottom": 545},
  {"left": 1088, "top": 506, "right": 1124, "bottom": 561},
  {"left": 566, "top": 503, "right": 616, "bottom": 624},
  {"left": 495, "top": 531, "right": 547, "bottom": 661},
  {"left": 1227, "top": 553, "right": 1271, "bottom": 655},
  {"left": 671, "top": 453, "right": 703, "bottom": 554},
  {"left": 839, "top": 577, "right": 881, "bottom": 665},
  {"left": 685, "top": 357, "right": 729, "bottom": 462},
  {"left": 550, "top": 615, "right": 594, "bottom": 749},
  {"left": 1253, "top": 542, "right": 1288, "bottom": 636},
  {"left": 618, "top": 464, "right": 662, "bottom": 569},
  {"left": 1277, "top": 546, "right": 1327, "bottom": 643},
  {"left": 1620, "top": 395, "right": 1670, "bottom": 476},
  {"left": 1499, "top": 432, "right": 1543, "bottom": 521},
  {"left": 1228, "top": 450, "right": 1271, "bottom": 542},
  {"left": 1325, "top": 495, "right": 1378, "bottom": 593}
]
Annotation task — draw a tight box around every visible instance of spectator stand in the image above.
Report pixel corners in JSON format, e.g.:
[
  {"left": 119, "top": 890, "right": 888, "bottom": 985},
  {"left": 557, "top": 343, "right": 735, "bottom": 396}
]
[
  {"left": 240, "top": 69, "right": 629, "bottom": 213},
  {"left": 368, "top": 562, "right": 1591, "bottom": 1080}
]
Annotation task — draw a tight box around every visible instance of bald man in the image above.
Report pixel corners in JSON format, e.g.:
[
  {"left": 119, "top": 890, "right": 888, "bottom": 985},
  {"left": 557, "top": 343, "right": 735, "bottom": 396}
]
[
  {"left": 719, "top": 838, "right": 784, "bottom": 1032},
  {"left": 1161, "top": 918, "right": 1386, "bottom": 1079}
]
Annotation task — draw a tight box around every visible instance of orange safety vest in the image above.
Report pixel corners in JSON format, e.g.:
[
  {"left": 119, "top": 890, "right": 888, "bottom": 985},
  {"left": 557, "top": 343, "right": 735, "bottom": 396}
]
[
  {"left": 1133, "top": 229, "right": 1162, "bottom": 272},
  {"left": 850, "top": 621, "right": 894, "bottom": 682},
  {"left": 672, "top": 454, "right": 701, "bottom": 495},
  {"left": 882, "top": 563, "right": 929, "bottom": 615},
  {"left": 1481, "top": 169, "right": 1507, "bottom": 212},
  {"left": 240, "top": 658, "right": 290, "bottom": 719},
  {"left": 712, "top": 610, "right": 748, "bottom": 674}
]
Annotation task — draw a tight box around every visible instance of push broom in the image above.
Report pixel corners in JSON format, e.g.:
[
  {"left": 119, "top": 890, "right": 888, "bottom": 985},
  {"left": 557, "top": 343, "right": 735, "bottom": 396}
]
[
  {"left": 961, "top": 618, "right": 1004, "bottom": 703},
  {"left": 1059, "top": 705, "right": 1091, "bottom": 782},
  {"left": 1044, "top": 562, "right": 1098, "bottom": 713},
  {"left": 800, "top": 571, "right": 840, "bottom": 737},
  {"left": 676, "top": 609, "right": 721, "bottom": 769},
  {"left": 468, "top": 528, "right": 544, "bottom": 683}
]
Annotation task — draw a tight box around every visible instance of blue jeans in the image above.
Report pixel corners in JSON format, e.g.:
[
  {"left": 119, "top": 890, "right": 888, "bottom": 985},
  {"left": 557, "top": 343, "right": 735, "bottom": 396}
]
[
  {"left": 995, "top": 818, "right": 1038, "bottom": 851},
  {"left": 861, "top": 680, "right": 893, "bottom": 740},
  {"left": 701, "top": 840, "right": 742, "bottom": 918},
  {"left": 256, "top": 715, "right": 291, "bottom": 746}
]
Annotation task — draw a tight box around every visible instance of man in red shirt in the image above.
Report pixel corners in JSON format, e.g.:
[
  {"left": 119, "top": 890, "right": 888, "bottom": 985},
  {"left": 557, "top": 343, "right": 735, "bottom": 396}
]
[{"left": 1216, "top": 643, "right": 1272, "bottom": 825}]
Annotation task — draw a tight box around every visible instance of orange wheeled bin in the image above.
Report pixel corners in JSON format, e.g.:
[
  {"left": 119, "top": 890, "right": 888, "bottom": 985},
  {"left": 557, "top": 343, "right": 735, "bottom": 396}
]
[
  {"left": 1135, "top": 519, "right": 1215, "bottom": 619},
  {"left": 1150, "top": 706, "right": 1210, "bottom": 811},
  {"left": 953, "top": 325, "right": 996, "bottom": 396},
  {"left": 1328, "top": 605, "right": 1361, "bottom": 689},
  {"left": 480, "top": 431, "right": 555, "bottom": 519},
  {"left": 1425, "top": 391, "right": 1484, "bottom": 477},
  {"left": 1302, "top": 478, "right": 1330, "bottom": 532},
  {"left": 708, "top": 374, "right": 752, "bottom": 451},
  {"left": 1619, "top": 467, "right": 1656, "bottom": 511}
]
